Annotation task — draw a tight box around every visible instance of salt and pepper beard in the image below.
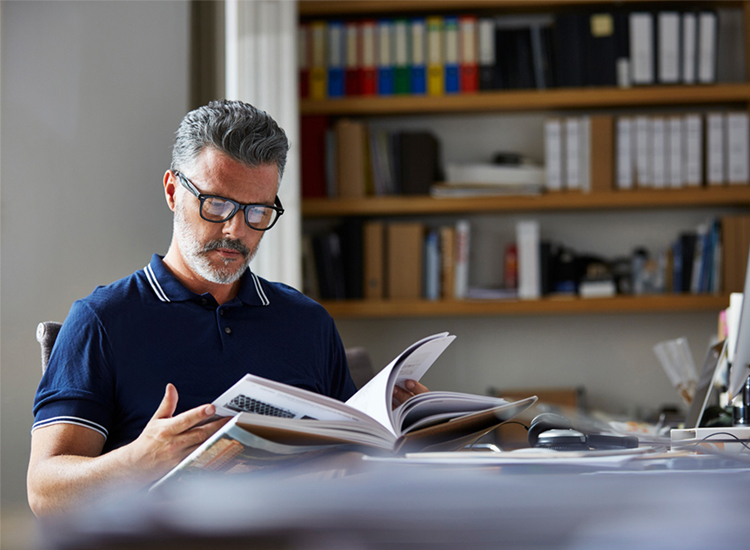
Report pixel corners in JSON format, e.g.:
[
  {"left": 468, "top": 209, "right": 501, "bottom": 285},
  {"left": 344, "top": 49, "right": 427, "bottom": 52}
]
[{"left": 173, "top": 194, "right": 258, "bottom": 285}]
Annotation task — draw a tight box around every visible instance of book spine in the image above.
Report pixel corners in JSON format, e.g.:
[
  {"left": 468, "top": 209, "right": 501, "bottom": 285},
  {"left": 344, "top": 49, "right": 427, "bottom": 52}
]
[
  {"left": 681, "top": 12, "right": 697, "bottom": 84},
  {"left": 684, "top": 114, "right": 703, "bottom": 187},
  {"left": 629, "top": 12, "right": 655, "bottom": 85},
  {"left": 393, "top": 19, "right": 410, "bottom": 94},
  {"left": 454, "top": 219, "right": 470, "bottom": 299},
  {"left": 565, "top": 117, "right": 581, "bottom": 191},
  {"left": 424, "top": 229, "right": 441, "bottom": 300},
  {"left": 478, "top": 17, "right": 496, "bottom": 90},
  {"left": 616, "top": 116, "right": 634, "bottom": 190},
  {"left": 698, "top": 11, "right": 717, "bottom": 84},
  {"left": 427, "top": 16, "right": 444, "bottom": 96},
  {"left": 310, "top": 21, "right": 328, "bottom": 100},
  {"left": 387, "top": 223, "right": 424, "bottom": 299},
  {"left": 443, "top": 16, "right": 460, "bottom": 94},
  {"left": 707, "top": 112, "right": 726, "bottom": 186},
  {"left": 459, "top": 15, "right": 478, "bottom": 93},
  {"left": 440, "top": 226, "right": 456, "bottom": 300},
  {"left": 410, "top": 18, "right": 427, "bottom": 94},
  {"left": 668, "top": 116, "right": 684, "bottom": 188},
  {"left": 651, "top": 116, "right": 667, "bottom": 189},
  {"left": 589, "top": 115, "right": 614, "bottom": 193},
  {"left": 657, "top": 11, "right": 681, "bottom": 84},
  {"left": 363, "top": 221, "right": 385, "bottom": 299},
  {"left": 517, "top": 220, "right": 541, "bottom": 300},
  {"left": 327, "top": 21, "right": 345, "bottom": 98},
  {"left": 635, "top": 115, "right": 652, "bottom": 187},
  {"left": 345, "top": 22, "right": 360, "bottom": 96},
  {"left": 361, "top": 20, "right": 377, "bottom": 95},
  {"left": 727, "top": 112, "right": 750, "bottom": 185},
  {"left": 579, "top": 116, "right": 591, "bottom": 193},
  {"left": 298, "top": 23, "right": 310, "bottom": 99},
  {"left": 377, "top": 19, "right": 395, "bottom": 95},
  {"left": 544, "top": 118, "right": 563, "bottom": 192}
]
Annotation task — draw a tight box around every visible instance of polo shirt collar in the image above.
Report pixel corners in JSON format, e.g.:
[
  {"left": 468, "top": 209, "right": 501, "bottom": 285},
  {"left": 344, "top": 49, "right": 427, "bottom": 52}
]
[{"left": 144, "top": 254, "right": 270, "bottom": 306}]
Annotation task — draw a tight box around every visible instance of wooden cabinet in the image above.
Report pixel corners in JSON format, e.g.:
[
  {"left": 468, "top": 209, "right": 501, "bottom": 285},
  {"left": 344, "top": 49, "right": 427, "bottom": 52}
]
[{"left": 299, "top": 0, "right": 750, "bottom": 318}]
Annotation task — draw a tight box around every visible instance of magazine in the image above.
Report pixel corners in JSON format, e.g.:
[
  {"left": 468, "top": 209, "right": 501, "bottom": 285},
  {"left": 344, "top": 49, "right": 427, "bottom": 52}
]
[{"left": 152, "top": 333, "right": 536, "bottom": 487}]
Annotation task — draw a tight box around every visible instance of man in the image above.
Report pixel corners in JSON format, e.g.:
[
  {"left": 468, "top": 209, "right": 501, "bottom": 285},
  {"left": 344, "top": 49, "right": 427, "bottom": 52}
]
[{"left": 28, "top": 100, "right": 426, "bottom": 516}]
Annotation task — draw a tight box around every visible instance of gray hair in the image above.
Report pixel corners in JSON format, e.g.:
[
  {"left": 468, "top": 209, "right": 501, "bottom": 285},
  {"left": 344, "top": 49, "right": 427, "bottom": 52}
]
[{"left": 171, "top": 99, "right": 289, "bottom": 185}]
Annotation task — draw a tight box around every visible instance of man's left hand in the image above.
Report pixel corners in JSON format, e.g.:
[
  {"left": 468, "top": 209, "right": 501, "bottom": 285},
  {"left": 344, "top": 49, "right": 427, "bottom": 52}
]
[{"left": 392, "top": 379, "right": 429, "bottom": 407}]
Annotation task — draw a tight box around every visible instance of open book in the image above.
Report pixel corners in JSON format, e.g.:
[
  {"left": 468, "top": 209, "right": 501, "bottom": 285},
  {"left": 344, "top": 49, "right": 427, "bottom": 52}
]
[{"left": 152, "top": 333, "right": 536, "bottom": 487}]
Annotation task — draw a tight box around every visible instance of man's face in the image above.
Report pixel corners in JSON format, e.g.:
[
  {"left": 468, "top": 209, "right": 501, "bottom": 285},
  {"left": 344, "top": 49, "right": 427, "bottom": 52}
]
[{"left": 172, "top": 147, "right": 279, "bottom": 285}]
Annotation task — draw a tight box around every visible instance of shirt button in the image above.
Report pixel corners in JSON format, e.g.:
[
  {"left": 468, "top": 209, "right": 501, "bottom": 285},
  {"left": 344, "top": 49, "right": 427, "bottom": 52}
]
[
  {"left": 201, "top": 298, "right": 208, "bottom": 306},
  {"left": 224, "top": 327, "right": 232, "bottom": 334},
  {"left": 219, "top": 309, "right": 225, "bottom": 316}
]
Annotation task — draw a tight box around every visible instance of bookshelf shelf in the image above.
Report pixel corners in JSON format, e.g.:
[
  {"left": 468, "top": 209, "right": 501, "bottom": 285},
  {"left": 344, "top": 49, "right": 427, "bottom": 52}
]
[
  {"left": 299, "top": 0, "right": 719, "bottom": 18},
  {"left": 317, "top": 294, "right": 732, "bottom": 319},
  {"left": 300, "top": 84, "right": 750, "bottom": 117},
  {"left": 303, "top": 187, "right": 750, "bottom": 218}
]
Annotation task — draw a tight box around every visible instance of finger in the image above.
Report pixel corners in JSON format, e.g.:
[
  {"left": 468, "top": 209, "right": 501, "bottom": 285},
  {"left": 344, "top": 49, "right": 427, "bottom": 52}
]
[
  {"left": 405, "top": 380, "right": 429, "bottom": 395},
  {"left": 152, "top": 384, "right": 179, "bottom": 420},
  {"left": 392, "top": 385, "right": 412, "bottom": 405},
  {"left": 165, "top": 403, "right": 217, "bottom": 435}
]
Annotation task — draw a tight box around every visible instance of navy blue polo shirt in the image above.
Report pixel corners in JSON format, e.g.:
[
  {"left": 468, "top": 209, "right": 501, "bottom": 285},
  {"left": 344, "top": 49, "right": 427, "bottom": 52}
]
[{"left": 33, "top": 254, "right": 356, "bottom": 453}]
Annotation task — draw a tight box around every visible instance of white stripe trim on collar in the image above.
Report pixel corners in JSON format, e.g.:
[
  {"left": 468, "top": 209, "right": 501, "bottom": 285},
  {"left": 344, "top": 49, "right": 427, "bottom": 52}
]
[
  {"left": 144, "top": 264, "right": 171, "bottom": 303},
  {"left": 251, "top": 272, "right": 270, "bottom": 306}
]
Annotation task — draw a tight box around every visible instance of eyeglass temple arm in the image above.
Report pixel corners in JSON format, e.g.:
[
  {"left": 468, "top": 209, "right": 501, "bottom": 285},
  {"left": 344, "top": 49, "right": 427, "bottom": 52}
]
[{"left": 174, "top": 170, "right": 201, "bottom": 198}]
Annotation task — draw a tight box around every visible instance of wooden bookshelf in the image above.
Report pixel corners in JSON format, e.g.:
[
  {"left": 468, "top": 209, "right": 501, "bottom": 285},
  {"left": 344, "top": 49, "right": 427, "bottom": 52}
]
[
  {"left": 301, "top": 83, "right": 750, "bottom": 116},
  {"left": 303, "top": 187, "right": 750, "bottom": 217},
  {"left": 299, "top": 0, "right": 746, "bottom": 17},
  {"left": 317, "top": 294, "right": 731, "bottom": 319}
]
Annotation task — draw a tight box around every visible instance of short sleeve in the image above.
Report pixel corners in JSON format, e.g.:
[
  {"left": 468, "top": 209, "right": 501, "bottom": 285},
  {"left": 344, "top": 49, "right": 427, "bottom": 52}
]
[{"left": 32, "top": 300, "right": 116, "bottom": 440}]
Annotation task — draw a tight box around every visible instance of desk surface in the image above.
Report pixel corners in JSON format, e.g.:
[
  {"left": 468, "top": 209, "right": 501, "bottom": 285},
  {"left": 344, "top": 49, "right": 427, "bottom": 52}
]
[{"left": 42, "top": 451, "right": 750, "bottom": 550}]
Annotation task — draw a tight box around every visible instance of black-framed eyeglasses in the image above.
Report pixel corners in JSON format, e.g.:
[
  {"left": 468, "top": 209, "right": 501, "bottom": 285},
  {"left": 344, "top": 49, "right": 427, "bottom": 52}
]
[{"left": 174, "top": 170, "right": 284, "bottom": 231}]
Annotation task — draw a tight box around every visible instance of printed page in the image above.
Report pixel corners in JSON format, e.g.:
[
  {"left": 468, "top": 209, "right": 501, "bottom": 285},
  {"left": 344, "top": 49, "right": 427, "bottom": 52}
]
[
  {"left": 345, "top": 333, "right": 454, "bottom": 436},
  {"left": 212, "top": 373, "right": 372, "bottom": 423}
]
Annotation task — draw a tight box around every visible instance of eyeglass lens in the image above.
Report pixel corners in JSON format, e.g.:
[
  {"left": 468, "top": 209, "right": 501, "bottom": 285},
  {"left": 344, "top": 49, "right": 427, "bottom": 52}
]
[{"left": 201, "top": 197, "right": 277, "bottom": 229}]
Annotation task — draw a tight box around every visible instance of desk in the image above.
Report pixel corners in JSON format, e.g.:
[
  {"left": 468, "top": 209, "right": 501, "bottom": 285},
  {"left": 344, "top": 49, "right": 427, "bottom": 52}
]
[{"left": 41, "top": 451, "right": 750, "bottom": 550}]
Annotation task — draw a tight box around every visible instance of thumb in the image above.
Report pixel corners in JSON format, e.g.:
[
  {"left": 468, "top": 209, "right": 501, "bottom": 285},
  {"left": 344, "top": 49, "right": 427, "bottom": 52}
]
[{"left": 152, "top": 383, "right": 179, "bottom": 420}]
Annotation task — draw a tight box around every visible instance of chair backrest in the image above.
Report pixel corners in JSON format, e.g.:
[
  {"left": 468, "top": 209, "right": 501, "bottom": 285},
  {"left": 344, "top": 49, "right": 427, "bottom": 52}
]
[
  {"left": 345, "top": 347, "right": 375, "bottom": 390},
  {"left": 36, "top": 321, "right": 62, "bottom": 375}
]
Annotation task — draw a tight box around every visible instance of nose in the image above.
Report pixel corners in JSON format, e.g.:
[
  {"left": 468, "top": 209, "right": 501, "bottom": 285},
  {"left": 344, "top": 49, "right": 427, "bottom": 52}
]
[{"left": 222, "top": 210, "right": 247, "bottom": 239}]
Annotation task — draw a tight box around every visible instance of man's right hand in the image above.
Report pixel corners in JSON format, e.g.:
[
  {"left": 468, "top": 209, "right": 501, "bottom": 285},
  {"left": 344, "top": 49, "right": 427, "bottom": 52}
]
[
  {"left": 124, "top": 383, "right": 230, "bottom": 480},
  {"left": 27, "top": 384, "right": 229, "bottom": 517}
]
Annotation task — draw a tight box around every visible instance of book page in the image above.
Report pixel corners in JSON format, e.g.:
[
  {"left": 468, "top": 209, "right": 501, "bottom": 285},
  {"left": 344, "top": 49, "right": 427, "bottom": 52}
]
[
  {"left": 345, "top": 333, "right": 454, "bottom": 436},
  {"left": 212, "top": 373, "right": 372, "bottom": 423}
]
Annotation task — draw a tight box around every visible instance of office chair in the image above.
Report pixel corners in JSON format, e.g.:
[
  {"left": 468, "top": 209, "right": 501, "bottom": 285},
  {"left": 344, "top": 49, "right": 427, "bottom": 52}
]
[{"left": 36, "top": 321, "right": 62, "bottom": 375}]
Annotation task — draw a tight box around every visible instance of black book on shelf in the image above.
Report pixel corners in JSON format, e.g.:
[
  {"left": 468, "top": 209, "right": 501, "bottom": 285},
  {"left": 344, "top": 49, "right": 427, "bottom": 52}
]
[
  {"left": 553, "top": 12, "right": 587, "bottom": 87},
  {"left": 678, "top": 232, "right": 697, "bottom": 293},
  {"left": 586, "top": 12, "right": 619, "bottom": 86},
  {"left": 494, "top": 26, "right": 515, "bottom": 89},
  {"left": 312, "top": 232, "right": 346, "bottom": 301},
  {"left": 515, "top": 27, "right": 536, "bottom": 89},
  {"left": 399, "top": 131, "right": 441, "bottom": 195},
  {"left": 337, "top": 218, "right": 364, "bottom": 300}
]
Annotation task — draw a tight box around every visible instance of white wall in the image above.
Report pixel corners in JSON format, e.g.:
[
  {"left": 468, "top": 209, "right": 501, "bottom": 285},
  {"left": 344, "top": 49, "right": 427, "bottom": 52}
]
[{"left": 1, "top": 0, "right": 190, "bottom": 523}]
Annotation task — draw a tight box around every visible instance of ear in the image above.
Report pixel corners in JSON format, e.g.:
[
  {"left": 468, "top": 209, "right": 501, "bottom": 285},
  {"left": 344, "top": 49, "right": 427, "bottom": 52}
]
[{"left": 164, "top": 170, "right": 178, "bottom": 212}]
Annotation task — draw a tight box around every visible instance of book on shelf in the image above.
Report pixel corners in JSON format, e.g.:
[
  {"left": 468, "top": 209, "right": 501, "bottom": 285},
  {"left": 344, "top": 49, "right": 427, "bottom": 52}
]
[
  {"left": 544, "top": 118, "right": 563, "bottom": 192},
  {"left": 152, "top": 333, "right": 537, "bottom": 487},
  {"left": 377, "top": 19, "right": 395, "bottom": 95},
  {"left": 516, "top": 220, "right": 541, "bottom": 300},
  {"left": 327, "top": 21, "right": 345, "bottom": 98},
  {"left": 727, "top": 112, "right": 750, "bottom": 185},
  {"left": 394, "top": 19, "right": 410, "bottom": 94},
  {"left": 387, "top": 223, "right": 424, "bottom": 299},
  {"left": 426, "top": 16, "right": 444, "bottom": 96},
  {"left": 454, "top": 220, "right": 471, "bottom": 300},
  {"left": 444, "top": 162, "right": 545, "bottom": 187},
  {"left": 363, "top": 220, "right": 385, "bottom": 300},
  {"left": 707, "top": 112, "right": 726, "bottom": 186},
  {"left": 410, "top": 17, "right": 427, "bottom": 94},
  {"left": 299, "top": 6, "right": 738, "bottom": 100},
  {"left": 444, "top": 16, "right": 460, "bottom": 94}
]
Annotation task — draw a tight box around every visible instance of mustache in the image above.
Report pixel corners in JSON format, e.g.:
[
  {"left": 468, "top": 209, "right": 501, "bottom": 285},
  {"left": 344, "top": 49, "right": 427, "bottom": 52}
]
[{"left": 201, "top": 238, "right": 251, "bottom": 258}]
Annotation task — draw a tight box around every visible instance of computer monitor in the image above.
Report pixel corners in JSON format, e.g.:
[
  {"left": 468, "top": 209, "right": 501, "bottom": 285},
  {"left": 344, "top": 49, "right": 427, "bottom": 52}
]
[{"left": 728, "top": 246, "right": 750, "bottom": 400}]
